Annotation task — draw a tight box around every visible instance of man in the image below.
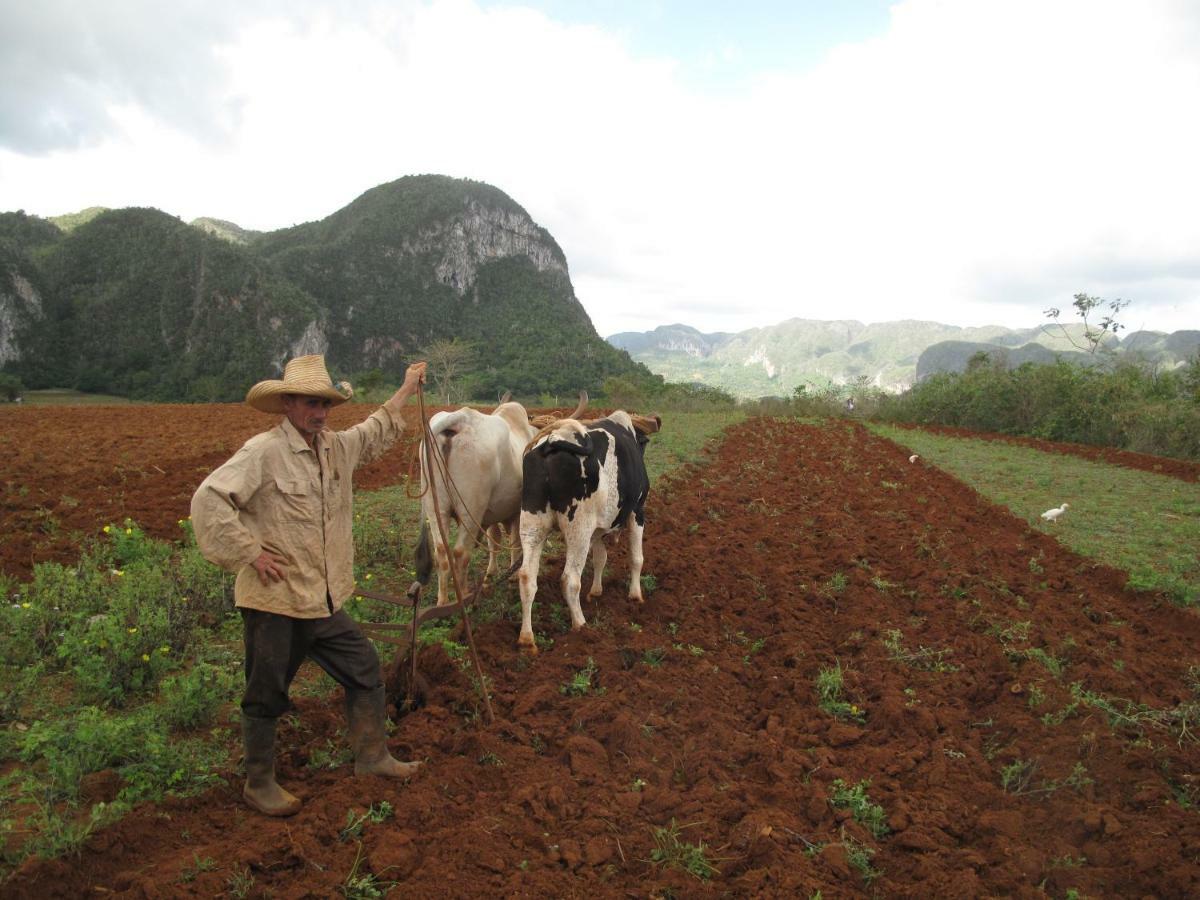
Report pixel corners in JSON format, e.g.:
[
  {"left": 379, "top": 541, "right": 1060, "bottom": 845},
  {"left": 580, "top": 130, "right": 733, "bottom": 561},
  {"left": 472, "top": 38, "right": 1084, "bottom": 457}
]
[{"left": 191, "top": 354, "right": 427, "bottom": 817}]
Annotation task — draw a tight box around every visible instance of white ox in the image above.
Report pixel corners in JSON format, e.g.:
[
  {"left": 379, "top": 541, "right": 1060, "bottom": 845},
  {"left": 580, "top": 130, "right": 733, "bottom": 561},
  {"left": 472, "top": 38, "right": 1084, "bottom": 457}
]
[{"left": 416, "top": 393, "right": 586, "bottom": 606}]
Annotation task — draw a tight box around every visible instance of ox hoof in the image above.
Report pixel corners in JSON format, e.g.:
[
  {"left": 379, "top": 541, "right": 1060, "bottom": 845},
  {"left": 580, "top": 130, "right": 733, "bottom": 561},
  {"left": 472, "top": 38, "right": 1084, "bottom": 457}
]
[
  {"left": 628, "top": 594, "right": 644, "bottom": 604},
  {"left": 588, "top": 589, "right": 603, "bottom": 599},
  {"left": 517, "top": 638, "right": 539, "bottom": 655}
]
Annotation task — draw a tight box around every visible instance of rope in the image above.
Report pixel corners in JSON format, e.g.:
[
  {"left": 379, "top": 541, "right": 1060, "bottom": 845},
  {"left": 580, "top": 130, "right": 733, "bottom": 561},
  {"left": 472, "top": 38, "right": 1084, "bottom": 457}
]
[{"left": 412, "top": 383, "right": 495, "bottom": 725}]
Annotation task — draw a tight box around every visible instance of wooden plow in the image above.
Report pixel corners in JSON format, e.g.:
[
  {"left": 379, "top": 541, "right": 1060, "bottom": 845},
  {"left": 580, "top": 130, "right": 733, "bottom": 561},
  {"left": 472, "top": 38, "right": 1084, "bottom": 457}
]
[
  {"left": 358, "top": 560, "right": 518, "bottom": 722},
  {"left": 357, "top": 383, "right": 498, "bottom": 724}
]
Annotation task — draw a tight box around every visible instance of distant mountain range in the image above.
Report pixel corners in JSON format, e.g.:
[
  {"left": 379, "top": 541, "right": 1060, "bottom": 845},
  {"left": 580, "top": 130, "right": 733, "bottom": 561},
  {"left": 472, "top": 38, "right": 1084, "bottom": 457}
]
[
  {"left": 0, "top": 176, "right": 649, "bottom": 401},
  {"left": 608, "top": 320, "right": 1200, "bottom": 398}
]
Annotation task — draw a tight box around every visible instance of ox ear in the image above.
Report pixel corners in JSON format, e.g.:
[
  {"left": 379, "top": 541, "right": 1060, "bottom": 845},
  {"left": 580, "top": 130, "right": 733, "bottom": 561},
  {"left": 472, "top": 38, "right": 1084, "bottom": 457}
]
[{"left": 491, "top": 390, "right": 512, "bottom": 412}]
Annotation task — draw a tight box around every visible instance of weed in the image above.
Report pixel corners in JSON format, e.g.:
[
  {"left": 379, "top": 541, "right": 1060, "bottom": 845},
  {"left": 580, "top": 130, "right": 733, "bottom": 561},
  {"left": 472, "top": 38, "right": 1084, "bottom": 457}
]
[
  {"left": 822, "top": 572, "right": 849, "bottom": 597},
  {"left": 307, "top": 738, "right": 354, "bottom": 770},
  {"left": 1000, "top": 759, "right": 1035, "bottom": 793},
  {"left": 560, "top": 657, "right": 603, "bottom": 697},
  {"left": 648, "top": 819, "right": 719, "bottom": 880},
  {"left": 1042, "top": 695, "right": 1082, "bottom": 726},
  {"left": 829, "top": 779, "right": 890, "bottom": 839},
  {"left": 340, "top": 801, "right": 395, "bottom": 842},
  {"left": 1025, "top": 646, "right": 1066, "bottom": 679},
  {"left": 1027, "top": 684, "right": 1046, "bottom": 709},
  {"left": 815, "top": 662, "right": 866, "bottom": 723},
  {"left": 641, "top": 647, "right": 667, "bottom": 667},
  {"left": 881, "top": 629, "right": 958, "bottom": 672},
  {"left": 227, "top": 867, "right": 256, "bottom": 898},
  {"left": 841, "top": 833, "right": 881, "bottom": 885},
  {"left": 640, "top": 574, "right": 658, "bottom": 595},
  {"left": 1049, "top": 854, "right": 1087, "bottom": 868},
  {"left": 479, "top": 752, "right": 504, "bottom": 767},
  {"left": 1069, "top": 682, "right": 1200, "bottom": 743},
  {"left": 1000, "top": 758, "right": 1092, "bottom": 796},
  {"left": 179, "top": 852, "right": 217, "bottom": 883},
  {"left": 339, "top": 841, "right": 394, "bottom": 899}
]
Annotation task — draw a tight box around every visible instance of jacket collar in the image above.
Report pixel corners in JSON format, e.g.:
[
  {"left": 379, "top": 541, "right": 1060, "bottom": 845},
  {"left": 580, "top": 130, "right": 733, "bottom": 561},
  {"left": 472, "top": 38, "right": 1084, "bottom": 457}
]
[{"left": 280, "top": 417, "right": 323, "bottom": 454}]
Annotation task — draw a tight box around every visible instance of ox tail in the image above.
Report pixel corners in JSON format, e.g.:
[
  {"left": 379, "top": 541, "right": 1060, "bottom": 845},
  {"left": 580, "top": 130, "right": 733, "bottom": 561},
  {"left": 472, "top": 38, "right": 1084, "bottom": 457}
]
[{"left": 414, "top": 521, "right": 433, "bottom": 586}]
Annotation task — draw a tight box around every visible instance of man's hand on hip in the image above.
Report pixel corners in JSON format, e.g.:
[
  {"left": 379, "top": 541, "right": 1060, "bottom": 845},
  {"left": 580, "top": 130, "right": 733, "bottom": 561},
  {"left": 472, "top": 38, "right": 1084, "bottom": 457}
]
[{"left": 252, "top": 551, "right": 288, "bottom": 585}]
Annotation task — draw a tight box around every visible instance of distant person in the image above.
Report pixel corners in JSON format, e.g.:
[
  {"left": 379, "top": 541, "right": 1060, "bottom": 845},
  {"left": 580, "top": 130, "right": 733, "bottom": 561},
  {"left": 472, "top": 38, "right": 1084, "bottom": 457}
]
[
  {"left": 190, "top": 355, "right": 427, "bottom": 817},
  {"left": 845, "top": 397, "right": 855, "bottom": 413}
]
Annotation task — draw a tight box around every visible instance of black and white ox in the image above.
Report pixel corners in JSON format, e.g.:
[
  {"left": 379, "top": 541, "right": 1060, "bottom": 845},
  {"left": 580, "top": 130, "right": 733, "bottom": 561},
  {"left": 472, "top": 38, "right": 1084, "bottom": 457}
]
[
  {"left": 416, "top": 393, "right": 586, "bottom": 606},
  {"left": 516, "top": 410, "right": 662, "bottom": 651}
]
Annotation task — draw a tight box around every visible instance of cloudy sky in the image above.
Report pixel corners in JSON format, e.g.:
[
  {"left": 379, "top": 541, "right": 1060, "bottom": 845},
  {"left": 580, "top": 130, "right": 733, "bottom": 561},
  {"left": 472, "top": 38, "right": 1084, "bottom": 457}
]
[{"left": 2, "top": 0, "right": 1197, "bottom": 338}]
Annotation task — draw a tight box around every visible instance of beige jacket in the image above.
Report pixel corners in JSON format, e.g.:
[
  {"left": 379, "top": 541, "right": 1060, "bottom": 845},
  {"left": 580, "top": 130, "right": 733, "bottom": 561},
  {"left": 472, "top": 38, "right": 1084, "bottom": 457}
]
[{"left": 190, "top": 406, "right": 404, "bottom": 618}]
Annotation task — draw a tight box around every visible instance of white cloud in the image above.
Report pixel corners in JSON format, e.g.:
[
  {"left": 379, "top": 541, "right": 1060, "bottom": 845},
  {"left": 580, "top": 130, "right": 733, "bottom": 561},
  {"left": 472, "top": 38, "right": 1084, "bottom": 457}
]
[{"left": 1, "top": 0, "right": 1197, "bottom": 337}]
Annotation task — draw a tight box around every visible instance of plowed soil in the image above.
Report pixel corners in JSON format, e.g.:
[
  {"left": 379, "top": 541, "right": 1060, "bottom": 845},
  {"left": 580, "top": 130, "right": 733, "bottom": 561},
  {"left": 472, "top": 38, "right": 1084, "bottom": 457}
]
[{"left": 5, "top": 411, "right": 1200, "bottom": 898}]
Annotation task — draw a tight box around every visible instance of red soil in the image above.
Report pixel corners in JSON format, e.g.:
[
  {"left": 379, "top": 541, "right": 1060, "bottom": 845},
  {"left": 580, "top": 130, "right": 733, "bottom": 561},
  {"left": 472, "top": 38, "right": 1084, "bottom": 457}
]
[
  {"left": 5, "top": 413, "right": 1200, "bottom": 897},
  {"left": 0, "top": 402, "right": 433, "bottom": 583}
]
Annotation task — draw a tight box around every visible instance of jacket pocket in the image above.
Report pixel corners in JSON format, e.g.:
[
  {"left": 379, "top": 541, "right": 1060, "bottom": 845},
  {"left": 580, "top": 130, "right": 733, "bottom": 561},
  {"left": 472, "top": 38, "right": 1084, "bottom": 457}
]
[{"left": 273, "top": 477, "right": 314, "bottom": 522}]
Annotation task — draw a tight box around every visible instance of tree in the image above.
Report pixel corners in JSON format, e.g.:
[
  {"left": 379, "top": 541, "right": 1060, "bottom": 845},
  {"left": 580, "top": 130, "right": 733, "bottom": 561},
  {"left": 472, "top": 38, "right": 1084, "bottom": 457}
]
[
  {"left": 420, "top": 338, "right": 477, "bottom": 403},
  {"left": 1043, "top": 293, "right": 1129, "bottom": 355},
  {"left": 0, "top": 372, "right": 24, "bottom": 401}
]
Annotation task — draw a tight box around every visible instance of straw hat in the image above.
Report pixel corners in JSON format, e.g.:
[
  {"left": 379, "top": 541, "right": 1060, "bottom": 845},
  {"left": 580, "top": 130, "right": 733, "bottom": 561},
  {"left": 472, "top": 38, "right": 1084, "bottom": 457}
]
[{"left": 245, "top": 355, "right": 354, "bottom": 414}]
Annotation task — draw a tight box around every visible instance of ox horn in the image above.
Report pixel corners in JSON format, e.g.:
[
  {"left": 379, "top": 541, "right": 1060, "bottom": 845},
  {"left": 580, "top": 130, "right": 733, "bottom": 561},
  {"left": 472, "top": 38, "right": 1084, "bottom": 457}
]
[
  {"left": 568, "top": 390, "right": 588, "bottom": 419},
  {"left": 630, "top": 413, "right": 662, "bottom": 435}
]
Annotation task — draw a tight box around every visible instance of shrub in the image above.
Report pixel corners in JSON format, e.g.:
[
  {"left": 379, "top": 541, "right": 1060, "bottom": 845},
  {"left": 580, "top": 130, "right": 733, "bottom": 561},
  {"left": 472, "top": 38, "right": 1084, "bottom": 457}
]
[
  {"left": 57, "top": 563, "right": 179, "bottom": 707},
  {"left": 157, "top": 662, "right": 239, "bottom": 730}
]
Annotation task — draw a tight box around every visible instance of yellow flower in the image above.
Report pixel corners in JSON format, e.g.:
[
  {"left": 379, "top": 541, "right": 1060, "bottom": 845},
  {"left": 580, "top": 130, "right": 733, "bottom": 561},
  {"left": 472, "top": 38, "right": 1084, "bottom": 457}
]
[
  {"left": 141, "top": 654, "right": 150, "bottom": 662},
  {"left": 20, "top": 602, "right": 30, "bottom": 609},
  {"left": 850, "top": 705, "right": 860, "bottom": 713},
  {"left": 128, "top": 627, "right": 137, "bottom": 634},
  {"left": 114, "top": 570, "right": 124, "bottom": 577},
  {"left": 364, "top": 573, "right": 373, "bottom": 581},
  {"left": 159, "top": 646, "right": 170, "bottom": 654},
  {"left": 103, "top": 525, "right": 112, "bottom": 534},
  {"left": 125, "top": 527, "right": 132, "bottom": 535}
]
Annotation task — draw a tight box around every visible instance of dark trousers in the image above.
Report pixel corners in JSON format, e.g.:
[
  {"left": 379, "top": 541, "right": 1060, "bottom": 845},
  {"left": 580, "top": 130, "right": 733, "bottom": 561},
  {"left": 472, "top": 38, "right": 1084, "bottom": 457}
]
[{"left": 240, "top": 608, "right": 382, "bottom": 719}]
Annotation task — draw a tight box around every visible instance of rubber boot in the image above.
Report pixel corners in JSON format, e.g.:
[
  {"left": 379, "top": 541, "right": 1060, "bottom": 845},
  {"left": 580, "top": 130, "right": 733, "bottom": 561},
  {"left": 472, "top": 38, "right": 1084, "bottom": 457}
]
[
  {"left": 241, "top": 715, "right": 302, "bottom": 817},
  {"left": 346, "top": 686, "right": 422, "bottom": 778}
]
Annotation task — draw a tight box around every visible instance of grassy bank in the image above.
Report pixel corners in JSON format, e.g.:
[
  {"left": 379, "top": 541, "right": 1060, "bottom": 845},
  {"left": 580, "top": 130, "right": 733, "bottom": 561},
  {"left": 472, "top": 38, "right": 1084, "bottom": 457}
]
[{"left": 870, "top": 423, "right": 1200, "bottom": 606}]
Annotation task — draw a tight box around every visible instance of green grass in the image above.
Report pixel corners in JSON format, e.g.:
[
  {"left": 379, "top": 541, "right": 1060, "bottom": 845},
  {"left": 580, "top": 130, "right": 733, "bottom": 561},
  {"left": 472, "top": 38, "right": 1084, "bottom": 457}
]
[
  {"left": 870, "top": 423, "right": 1200, "bottom": 606},
  {"left": 18, "top": 389, "right": 136, "bottom": 405},
  {"left": 643, "top": 409, "right": 745, "bottom": 484}
]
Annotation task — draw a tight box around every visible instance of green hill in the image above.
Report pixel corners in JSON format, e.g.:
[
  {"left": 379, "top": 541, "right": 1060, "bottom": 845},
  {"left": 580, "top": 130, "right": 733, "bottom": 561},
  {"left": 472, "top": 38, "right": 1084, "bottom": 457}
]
[{"left": 0, "top": 177, "right": 649, "bottom": 401}]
